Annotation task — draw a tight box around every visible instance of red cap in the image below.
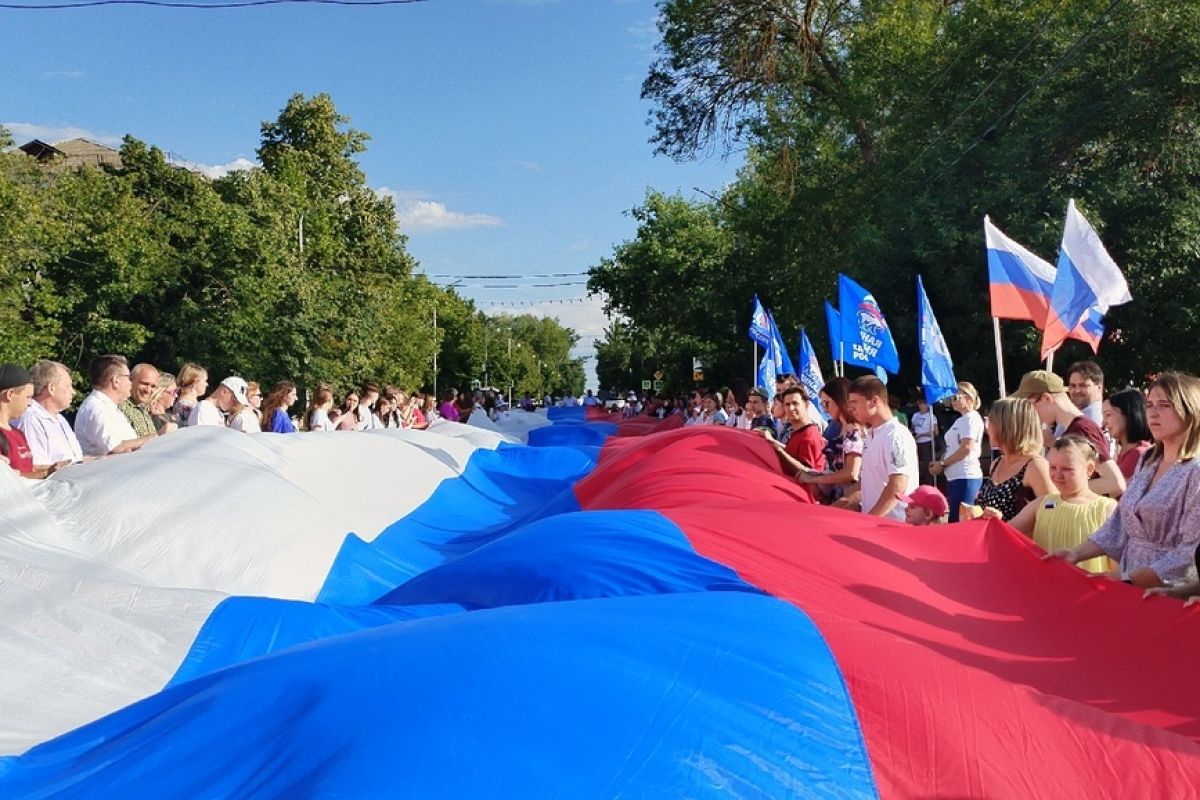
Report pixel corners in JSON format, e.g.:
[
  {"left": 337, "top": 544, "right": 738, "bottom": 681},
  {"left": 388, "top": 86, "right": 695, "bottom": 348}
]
[{"left": 896, "top": 485, "right": 949, "bottom": 517}]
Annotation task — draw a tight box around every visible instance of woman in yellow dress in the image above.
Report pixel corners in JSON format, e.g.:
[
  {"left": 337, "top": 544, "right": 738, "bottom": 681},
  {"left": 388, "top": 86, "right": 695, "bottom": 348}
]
[{"left": 1006, "top": 435, "right": 1117, "bottom": 573}]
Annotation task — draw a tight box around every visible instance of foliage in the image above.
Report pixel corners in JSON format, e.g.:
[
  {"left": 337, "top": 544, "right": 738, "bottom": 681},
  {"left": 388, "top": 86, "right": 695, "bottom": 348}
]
[
  {"left": 0, "top": 97, "right": 580, "bottom": 400},
  {"left": 596, "top": 0, "right": 1200, "bottom": 398}
]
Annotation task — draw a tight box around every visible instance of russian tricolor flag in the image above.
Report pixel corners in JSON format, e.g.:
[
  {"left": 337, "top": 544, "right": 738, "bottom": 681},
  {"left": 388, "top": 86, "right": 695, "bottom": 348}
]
[
  {"left": 1, "top": 411, "right": 1197, "bottom": 798},
  {"left": 1041, "top": 200, "right": 1132, "bottom": 359},
  {"left": 985, "top": 214, "right": 1116, "bottom": 353}
]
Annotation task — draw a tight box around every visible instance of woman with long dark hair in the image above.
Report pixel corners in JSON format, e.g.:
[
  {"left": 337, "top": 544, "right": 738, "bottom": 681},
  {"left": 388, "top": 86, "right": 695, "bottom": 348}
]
[
  {"left": 1104, "top": 388, "right": 1153, "bottom": 480},
  {"left": 260, "top": 381, "right": 298, "bottom": 433}
]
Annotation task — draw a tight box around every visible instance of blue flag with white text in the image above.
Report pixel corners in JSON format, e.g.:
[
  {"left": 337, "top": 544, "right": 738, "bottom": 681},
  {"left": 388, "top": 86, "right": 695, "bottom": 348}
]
[
  {"left": 837, "top": 275, "right": 900, "bottom": 376},
  {"left": 767, "top": 311, "right": 796, "bottom": 377},
  {"left": 798, "top": 328, "right": 829, "bottom": 420},
  {"left": 748, "top": 295, "right": 772, "bottom": 349},
  {"left": 917, "top": 275, "right": 958, "bottom": 406}
]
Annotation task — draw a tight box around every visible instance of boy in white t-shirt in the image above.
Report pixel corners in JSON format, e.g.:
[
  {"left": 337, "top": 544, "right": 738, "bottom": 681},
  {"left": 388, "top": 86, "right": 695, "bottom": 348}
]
[{"left": 840, "top": 376, "right": 919, "bottom": 521}]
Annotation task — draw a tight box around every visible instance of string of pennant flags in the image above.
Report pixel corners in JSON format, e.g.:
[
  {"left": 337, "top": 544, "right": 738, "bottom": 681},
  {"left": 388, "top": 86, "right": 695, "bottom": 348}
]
[{"left": 750, "top": 199, "right": 1131, "bottom": 403}]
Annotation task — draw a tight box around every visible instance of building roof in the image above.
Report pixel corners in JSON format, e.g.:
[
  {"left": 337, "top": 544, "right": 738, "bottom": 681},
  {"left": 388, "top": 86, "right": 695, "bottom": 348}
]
[{"left": 18, "top": 137, "right": 123, "bottom": 170}]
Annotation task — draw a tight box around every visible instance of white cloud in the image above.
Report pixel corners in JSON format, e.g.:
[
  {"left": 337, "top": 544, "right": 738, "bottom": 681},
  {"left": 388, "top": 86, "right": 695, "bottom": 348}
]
[
  {"left": 627, "top": 14, "right": 661, "bottom": 49},
  {"left": 378, "top": 187, "right": 503, "bottom": 233},
  {"left": 508, "top": 159, "right": 543, "bottom": 172},
  {"left": 2, "top": 122, "right": 121, "bottom": 148},
  {"left": 567, "top": 239, "right": 590, "bottom": 253},
  {"left": 171, "top": 156, "right": 256, "bottom": 179}
]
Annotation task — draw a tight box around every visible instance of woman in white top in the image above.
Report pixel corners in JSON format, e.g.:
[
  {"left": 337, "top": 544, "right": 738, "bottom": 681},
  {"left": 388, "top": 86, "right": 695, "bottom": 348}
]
[
  {"left": 929, "top": 381, "right": 985, "bottom": 522},
  {"left": 304, "top": 384, "right": 337, "bottom": 431}
]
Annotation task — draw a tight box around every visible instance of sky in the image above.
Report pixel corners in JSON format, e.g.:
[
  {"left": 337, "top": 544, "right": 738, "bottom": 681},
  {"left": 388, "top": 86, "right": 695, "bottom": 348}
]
[{"left": 1, "top": 0, "right": 742, "bottom": 388}]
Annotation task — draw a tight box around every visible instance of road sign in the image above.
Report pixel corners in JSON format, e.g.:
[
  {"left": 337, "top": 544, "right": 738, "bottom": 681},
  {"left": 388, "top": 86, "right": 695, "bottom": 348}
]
[
  {"left": 653, "top": 370, "right": 663, "bottom": 381},
  {"left": 641, "top": 380, "right": 651, "bottom": 390},
  {"left": 653, "top": 380, "right": 663, "bottom": 391},
  {"left": 692, "top": 370, "right": 704, "bottom": 382}
]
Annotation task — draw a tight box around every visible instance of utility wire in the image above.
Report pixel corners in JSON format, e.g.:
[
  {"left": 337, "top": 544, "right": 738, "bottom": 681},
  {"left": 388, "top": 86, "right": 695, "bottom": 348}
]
[
  {"left": 428, "top": 271, "right": 590, "bottom": 280},
  {"left": 927, "top": 0, "right": 1129, "bottom": 182}
]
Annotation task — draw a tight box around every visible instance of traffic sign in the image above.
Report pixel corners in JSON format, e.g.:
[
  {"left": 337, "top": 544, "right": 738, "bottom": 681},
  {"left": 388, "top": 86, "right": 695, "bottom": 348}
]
[
  {"left": 641, "top": 380, "right": 651, "bottom": 390},
  {"left": 653, "top": 370, "right": 663, "bottom": 381},
  {"left": 653, "top": 380, "right": 663, "bottom": 391}
]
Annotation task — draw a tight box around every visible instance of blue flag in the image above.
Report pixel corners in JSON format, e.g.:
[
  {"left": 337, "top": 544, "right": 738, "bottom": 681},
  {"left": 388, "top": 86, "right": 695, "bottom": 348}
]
[
  {"left": 837, "top": 275, "right": 901, "bottom": 376},
  {"left": 823, "top": 302, "right": 841, "bottom": 366},
  {"left": 767, "top": 311, "right": 796, "bottom": 377},
  {"left": 797, "top": 328, "right": 829, "bottom": 420},
  {"left": 917, "top": 274, "right": 958, "bottom": 406},
  {"left": 757, "top": 348, "right": 777, "bottom": 400},
  {"left": 748, "top": 294, "right": 772, "bottom": 349}
]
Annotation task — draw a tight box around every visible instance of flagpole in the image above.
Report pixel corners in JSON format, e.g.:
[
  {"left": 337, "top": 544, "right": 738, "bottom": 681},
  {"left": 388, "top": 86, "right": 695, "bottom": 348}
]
[
  {"left": 992, "top": 317, "right": 1007, "bottom": 397},
  {"left": 839, "top": 343, "right": 845, "bottom": 378},
  {"left": 753, "top": 341, "right": 759, "bottom": 384},
  {"left": 1045, "top": 350, "right": 1055, "bottom": 373}
]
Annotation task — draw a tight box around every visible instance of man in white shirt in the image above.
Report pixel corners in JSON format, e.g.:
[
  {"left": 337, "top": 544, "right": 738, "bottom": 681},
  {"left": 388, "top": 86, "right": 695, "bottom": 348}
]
[
  {"left": 190, "top": 376, "right": 249, "bottom": 426},
  {"left": 1066, "top": 360, "right": 1105, "bottom": 426},
  {"left": 75, "top": 355, "right": 155, "bottom": 456},
  {"left": 842, "top": 375, "right": 919, "bottom": 521},
  {"left": 582, "top": 389, "right": 600, "bottom": 407},
  {"left": 14, "top": 360, "right": 84, "bottom": 466},
  {"left": 356, "top": 383, "right": 381, "bottom": 430}
]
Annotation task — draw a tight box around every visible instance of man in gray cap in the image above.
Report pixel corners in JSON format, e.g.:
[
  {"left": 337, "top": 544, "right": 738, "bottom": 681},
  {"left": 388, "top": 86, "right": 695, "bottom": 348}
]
[{"left": 1011, "top": 368, "right": 1125, "bottom": 496}]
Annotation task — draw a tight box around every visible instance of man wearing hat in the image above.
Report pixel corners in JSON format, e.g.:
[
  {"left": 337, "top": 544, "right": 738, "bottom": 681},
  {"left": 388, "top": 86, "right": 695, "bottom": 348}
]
[
  {"left": 0, "top": 363, "right": 37, "bottom": 476},
  {"left": 1010, "top": 369, "right": 1125, "bottom": 496},
  {"left": 189, "top": 377, "right": 250, "bottom": 427},
  {"left": 744, "top": 386, "right": 777, "bottom": 437}
]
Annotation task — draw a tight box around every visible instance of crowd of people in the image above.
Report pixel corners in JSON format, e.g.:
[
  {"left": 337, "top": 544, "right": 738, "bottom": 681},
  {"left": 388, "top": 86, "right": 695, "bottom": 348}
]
[
  {"left": 0, "top": 354, "right": 516, "bottom": 478},
  {"left": 606, "top": 359, "right": 1200, "bottom": 603},
  {"left": 3, "top": 351, "right": 1199, "bottom": 604}
]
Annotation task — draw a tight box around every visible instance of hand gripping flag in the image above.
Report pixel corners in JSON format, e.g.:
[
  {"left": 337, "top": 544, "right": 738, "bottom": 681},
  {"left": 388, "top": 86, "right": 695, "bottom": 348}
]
[
  {"left": 985, "top": 216, "right": 1108, "bottom": 351},
  {"left": 767, "top": 311, "right": 796, "bottom": 377},
  {"left": 1041, "top": 200, "right": 1132, "bottom": 359},
  {"left": 917, "top": 275, "right": 958, "bottom": 406},
  {"left": 797, "top": 328, "right": 829, "bottom": 420},
  {"left": 748, "top": 294, "right": 772, "bottom": 349},
  {"left": 837, "top": 274, "right": 901, "bottom": 376}
]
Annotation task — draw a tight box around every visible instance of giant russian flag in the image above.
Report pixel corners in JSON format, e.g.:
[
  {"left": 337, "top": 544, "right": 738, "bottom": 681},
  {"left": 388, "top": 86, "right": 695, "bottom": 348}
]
[
  {"left": 1, "top": 409, "right": 1199, "bottom": 798},
  {"left": 985, "top": 215, "right": 1109, "bottom": 352}
]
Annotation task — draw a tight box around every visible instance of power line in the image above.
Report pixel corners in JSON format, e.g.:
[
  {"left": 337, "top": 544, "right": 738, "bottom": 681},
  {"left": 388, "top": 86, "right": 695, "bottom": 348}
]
[
  {"left": 427, "top": 271, "right": 590, "bottom": 280},
  {"left": 1, "top": 0, "right": 425, "bottom": 8},
  {"left": 927, "top": 0, "right": 1129, "bottom": 182},
  {"left": 879, "top": 0, "right": 1073, "bottom": 192}
]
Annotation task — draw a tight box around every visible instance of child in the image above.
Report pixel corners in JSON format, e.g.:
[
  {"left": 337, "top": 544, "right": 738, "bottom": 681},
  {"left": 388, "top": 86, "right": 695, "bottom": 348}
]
[
  {"left": 897, "top": 485, "right": 949, "bottom": 526},
  {"left": 1007, "top": 435, "right": 1117, "bottom": 573}
]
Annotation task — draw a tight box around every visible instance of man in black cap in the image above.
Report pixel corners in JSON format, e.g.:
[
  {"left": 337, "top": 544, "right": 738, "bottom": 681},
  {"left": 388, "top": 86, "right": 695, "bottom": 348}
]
[
  {"left": 745, "top": 386, "right": 778, "bottom": 437},
  {"left": 0, "top": 364, "right": 37, "bottom": 476}
]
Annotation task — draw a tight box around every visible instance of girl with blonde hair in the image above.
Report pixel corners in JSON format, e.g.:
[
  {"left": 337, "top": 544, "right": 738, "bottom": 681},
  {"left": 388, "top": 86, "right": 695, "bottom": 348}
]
[
  {"left": 1010, "top": 435, "right": 1116, "bottom": 573},
  {"left": 173, "top": 363, "right": 208, "bottom": 428}
]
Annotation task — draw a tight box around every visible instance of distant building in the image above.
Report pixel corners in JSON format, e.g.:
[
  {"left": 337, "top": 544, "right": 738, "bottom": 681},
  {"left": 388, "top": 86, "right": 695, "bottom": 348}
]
[{"left": 18, "top": 138, "right": 123, "bottom": 170}]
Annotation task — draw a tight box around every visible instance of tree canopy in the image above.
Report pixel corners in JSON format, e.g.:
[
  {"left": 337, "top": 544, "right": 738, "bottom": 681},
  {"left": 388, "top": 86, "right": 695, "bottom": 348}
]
[
  {"left": 593, "top": 0, "right": 1200, "bottom": 397},
  {"left": 0, "top": 93, "right": 585, "bottom": 398}
]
